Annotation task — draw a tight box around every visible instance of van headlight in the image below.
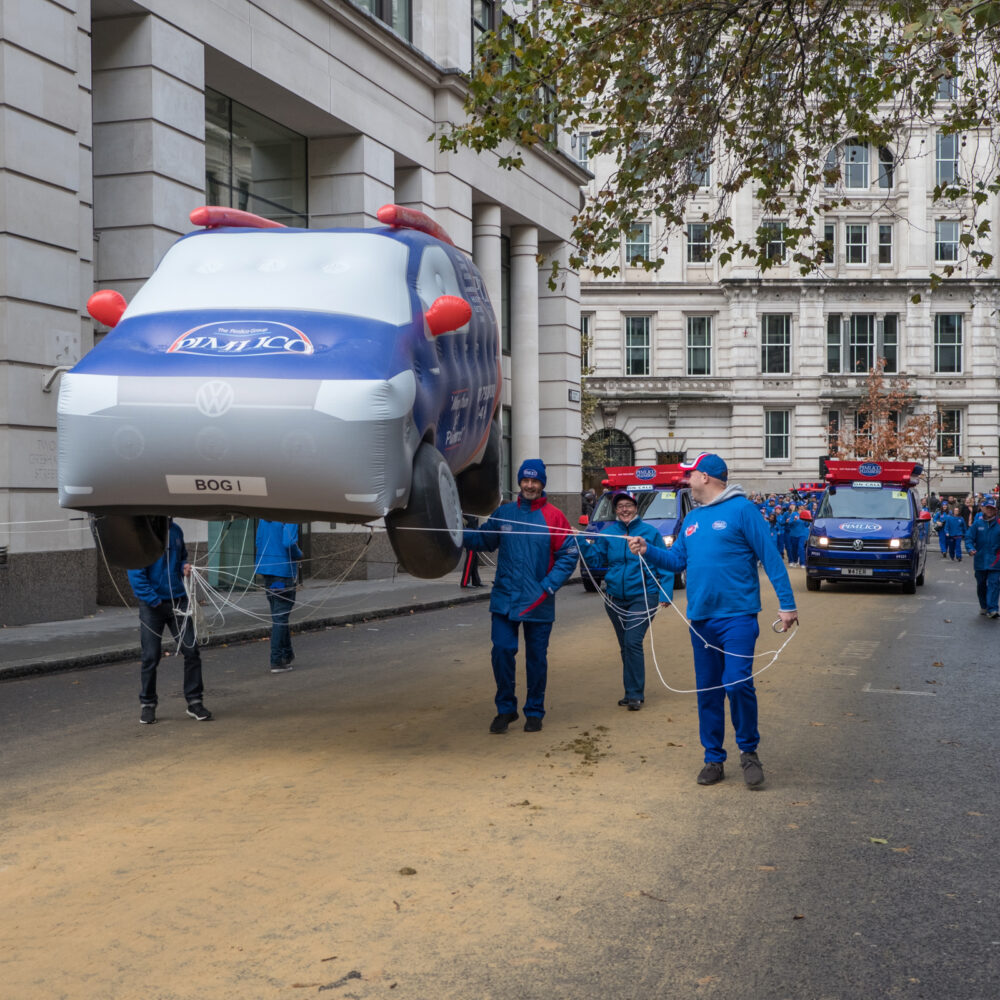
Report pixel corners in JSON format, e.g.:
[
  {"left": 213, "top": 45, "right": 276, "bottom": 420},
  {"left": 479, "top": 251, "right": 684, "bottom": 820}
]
[
  {"left": 817, "top": 536, "right": 829, "bottom": 547},
  {"left": 662, "top": 535, "right": 674, "bottom": 547},
  {"left": 889, "top": 537, "right": 912, "bottom": 550}
]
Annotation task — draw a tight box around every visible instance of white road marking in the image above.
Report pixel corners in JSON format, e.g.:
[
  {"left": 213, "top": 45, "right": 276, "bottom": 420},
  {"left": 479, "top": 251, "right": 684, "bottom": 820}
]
[
  {"left": 897, "top": 631, "right": 907, "bottom": 639},
  {"left": 862, "top": 683, "right": 935, "bottom": 696}
]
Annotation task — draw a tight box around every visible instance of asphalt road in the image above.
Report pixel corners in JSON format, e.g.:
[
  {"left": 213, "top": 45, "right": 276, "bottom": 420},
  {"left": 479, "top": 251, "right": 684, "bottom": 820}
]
[{"left": 2, "top": 557, "right": 998, "bottom": 999}]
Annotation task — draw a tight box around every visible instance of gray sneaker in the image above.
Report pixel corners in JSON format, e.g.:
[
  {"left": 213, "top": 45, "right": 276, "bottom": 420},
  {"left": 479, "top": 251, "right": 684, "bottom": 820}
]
[
  {"left": 140, "top": 705, "right": 156, "bottom": 725},
  {"left": 740, "top": 751, "right": 765, "bottom": 788},
  {"left": 697, "top": 761, "right": 725, "bottom": 785},
  {"left": 186, "top": 702, "right": 213, "bottom": 721}
]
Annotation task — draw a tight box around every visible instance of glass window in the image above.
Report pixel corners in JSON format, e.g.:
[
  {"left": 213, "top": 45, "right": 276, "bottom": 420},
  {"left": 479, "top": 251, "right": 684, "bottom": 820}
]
[
  {"left": 205, "top": 89, "right": 308, "bottom": 227},
  {"left": 472, "top": 1, "right": 497, "bottom": 65},
  {"left": 936, "top": 76, "right": 958, "bottom": 101},
  {"left": 580, "top": 313, "right": 592, "bottom": 373},
  {"left": 625, "top": 223, "right": 650, "bottom": 265},
  {"left": 823, "top": 222, "right": 836, "bottom": 264},
  {"left": 848, "top": 314, "right": 875, "bottom": 372},
  {"left": 935, "top": 220, "right": 960, "bottom": 261},
  {"left": 827, "top": 409, "right": 840, "bottom": 451},
  {"left": 934, "top": 314, "right": 963, "bottom": 373},
  {"left": 826, "top": 313, "right": 842, "bottom": 373},
  {"left": 355, "top": 0, "right": 412, "bottom": 39},
  {"left": 761, "top": 314, "right": 791, "bottom": 374},
  {"left": 878, "top": 223, "right": 893, "bottom": 264},
  {"left": 686, "top": 316, "right": 712, "bottom": 375},
  {"left": 691, "top": 150, "right": 711, "bottom": 188},
  {"left": 877, "top": 146, "right": 894, "bottom": 189},
  {"left": 936, "top": 132, "right": 959, "bottom": 185},
  {"left": 625, "top": 316, "right": 650, "bottom": 375},
  {"left": 501, "top": 405, "right": 513, "bottom": 499},
  {"left": 574, "top": 132, "right": 590, "bottom": 170},
  {"left": 765, "top": 410, "right": 790, "bottom": 460},
  {"left": 762, "top": 220, "right": 786, "bottom": 262},
  {"left": 687, "top": 223, "right": 712, "bottom": 263},
  {"left": 880, "top": 314, "right": 898, "bottom": 373},
  {"left": 937, "top": 409, "right": 962, "bottom": 457},
  {"left": 844, "top": 141, "right": 869, "bottom": 188},
  {"left": 845, "top": 223, "right": 868, "bottom": 264}
]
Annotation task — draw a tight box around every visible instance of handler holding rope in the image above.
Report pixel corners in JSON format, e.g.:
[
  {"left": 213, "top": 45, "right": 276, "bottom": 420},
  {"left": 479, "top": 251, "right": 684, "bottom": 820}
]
[{"left": 627, "top": 453, "right": 798, "bottom": 789}]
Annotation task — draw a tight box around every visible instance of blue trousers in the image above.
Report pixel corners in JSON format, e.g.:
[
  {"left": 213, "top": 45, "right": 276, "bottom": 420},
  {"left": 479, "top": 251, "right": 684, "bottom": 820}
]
[
  {"left": 689, "top": 614, "right": 761, "bottom": 763},
  {"left": 605, "top": 595, "right": 656, "bottom": 701},
  {"left": 490, "top": 614, "right": 553, "bottom": 718},
  {"left": 946, "top": 535, "right": 963, "bottom": 560},
  {"left": 265, "top": 584, "right": 296, "bottom": 665},
  {"left": 937, "top": 528, "right": 948, "bottom": 554},
  {"left": 974, "top": 569, "right": 1000, "bottom": 614}
]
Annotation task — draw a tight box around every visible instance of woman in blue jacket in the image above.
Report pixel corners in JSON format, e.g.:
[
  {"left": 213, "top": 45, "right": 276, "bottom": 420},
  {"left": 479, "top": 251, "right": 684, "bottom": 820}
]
[{"left": 582, "top": 491, "right": 673, "bottom": 709}]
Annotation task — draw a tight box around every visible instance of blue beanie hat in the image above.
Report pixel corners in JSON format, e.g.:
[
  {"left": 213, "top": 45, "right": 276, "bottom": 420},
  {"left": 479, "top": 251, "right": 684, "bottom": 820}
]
[{"left": 517, "top": 459, "right": 547, "bottom": 486}]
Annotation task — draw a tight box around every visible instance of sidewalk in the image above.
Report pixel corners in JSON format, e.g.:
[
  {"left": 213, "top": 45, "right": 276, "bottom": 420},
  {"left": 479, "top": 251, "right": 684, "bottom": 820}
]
[{"left": 0, "top": 566, "right": 497, "bottom": 682}]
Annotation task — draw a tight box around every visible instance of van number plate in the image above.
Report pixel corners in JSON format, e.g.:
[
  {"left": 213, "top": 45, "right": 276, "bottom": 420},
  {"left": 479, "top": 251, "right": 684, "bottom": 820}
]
[
  {"left": 842, "top": 567, "right": 873, "bottom": 577},
  {"left": 166, "top": 475, "right": 268, "bottom": 496}
]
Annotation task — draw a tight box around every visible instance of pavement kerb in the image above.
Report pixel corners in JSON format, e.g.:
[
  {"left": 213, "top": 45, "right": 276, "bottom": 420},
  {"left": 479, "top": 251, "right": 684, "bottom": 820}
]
[{"left": 0, "top": 588, "right": 492, "bottom": 683}]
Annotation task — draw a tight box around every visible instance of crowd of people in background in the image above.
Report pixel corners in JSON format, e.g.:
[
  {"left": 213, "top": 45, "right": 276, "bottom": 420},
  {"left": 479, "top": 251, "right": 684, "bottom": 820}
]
[
  {"left": 927, "top": 491, "right": 1000, "bottom": 562},
  {"left": 746, "top": 491, "right": 823, "bottom": 568}
]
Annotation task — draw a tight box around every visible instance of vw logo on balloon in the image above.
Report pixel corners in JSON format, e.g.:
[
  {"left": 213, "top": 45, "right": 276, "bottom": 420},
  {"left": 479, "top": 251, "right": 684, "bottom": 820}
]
[{"left": 195, "top": 381, "right": 235, "bottom": 417}]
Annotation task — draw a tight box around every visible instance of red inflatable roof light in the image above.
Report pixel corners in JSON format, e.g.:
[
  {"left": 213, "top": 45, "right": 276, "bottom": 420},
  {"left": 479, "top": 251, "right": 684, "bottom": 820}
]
[
  {"left": 189, "top": 206, "right": 286, "bottom": 230},
  {"left": 824, "top": 460, "right": 923, "bottom": 488},
  {"left": 603, "top": 465, "right": 686, "bottom": 488},
  {"left": 377, "top": 204, "right": 455, "bottom": 247}
]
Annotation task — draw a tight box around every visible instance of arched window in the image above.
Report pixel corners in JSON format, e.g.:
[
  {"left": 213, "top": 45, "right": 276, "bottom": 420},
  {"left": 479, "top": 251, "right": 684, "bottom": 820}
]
[
  {"left": 583, "top": 429, "right": 635, "bottom": 489},
  {"left": 824, "top": 139, "right": 894, "bottom": 192}
]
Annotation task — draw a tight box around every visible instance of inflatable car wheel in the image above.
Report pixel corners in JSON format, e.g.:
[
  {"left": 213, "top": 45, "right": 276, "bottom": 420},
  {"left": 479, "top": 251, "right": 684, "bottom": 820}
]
[
  {"left": 91, "top": 513, "right": 169, "bottom": 569},
  {"left": 915, "top": 570, "right": 925, "bottom": 586},
  {"left": 455, "top": 418, "right": 501, "bottom": 516},
  {"left": 901, "top": 578, "right": 916, "bottom": 595},
  {"left": 386, "top": 443, "right": 464, "bottom": 578},
  {"left": 805, "top": 576, "right": 821, "bottom": 592}
]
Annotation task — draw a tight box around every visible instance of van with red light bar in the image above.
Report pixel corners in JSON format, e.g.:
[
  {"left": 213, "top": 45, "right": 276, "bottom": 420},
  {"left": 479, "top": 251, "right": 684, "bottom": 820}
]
[
  {"left": 804, "top": 460, "right": 931, "bottom": 593},
  {"left": 580, "top": 465, "right": 692, "bottom": 592}
]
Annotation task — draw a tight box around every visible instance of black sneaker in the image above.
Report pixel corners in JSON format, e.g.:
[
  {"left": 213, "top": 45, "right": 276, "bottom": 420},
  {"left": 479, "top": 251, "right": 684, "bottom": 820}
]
[
  {"left": 618, "top": 697, "right": 645, "bottom": 707},
  {"left": 489, "top": 711, "right": 518, "bottom": 734},
  {"left": 740, "top": 751, "right": 765, "bottom": 788},
  {"left": 186, "top": 702, "right": 213, "bottom": 722},
  {"left": 140, "top": 705, "right": 156, "bottom": 725},
  {"left": 697, "top": 761, "right": 725, "bottom": 785},
  {"left": 627, "top": 700, "right": 642, "bottom": 711},
  {"left": 270, "top": 659, "right": 294, "bottom": 673},
  {"left": 523, "top": 716, "right": 543, "bottom": 733}
]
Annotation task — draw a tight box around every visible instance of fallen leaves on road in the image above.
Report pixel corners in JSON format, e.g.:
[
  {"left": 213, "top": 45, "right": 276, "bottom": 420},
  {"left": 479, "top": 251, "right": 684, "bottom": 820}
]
[{"left": 869, "top": 837, "right": 889, "bottom": 844}]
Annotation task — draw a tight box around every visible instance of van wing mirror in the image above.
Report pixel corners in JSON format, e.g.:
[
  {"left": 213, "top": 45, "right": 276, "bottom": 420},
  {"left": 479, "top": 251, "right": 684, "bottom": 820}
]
[
  {"left": 425, "top": 295, "right": 472, "bottom": 336},
  {"left": 87, "top": 289, "right": 128, "bottom": 328}
]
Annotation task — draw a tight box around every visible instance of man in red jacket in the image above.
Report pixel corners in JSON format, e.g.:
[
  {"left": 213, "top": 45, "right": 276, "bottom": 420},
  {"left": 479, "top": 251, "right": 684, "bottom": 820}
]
[{"left": 463, "top": 459, "right": 578, "bottom": 733}]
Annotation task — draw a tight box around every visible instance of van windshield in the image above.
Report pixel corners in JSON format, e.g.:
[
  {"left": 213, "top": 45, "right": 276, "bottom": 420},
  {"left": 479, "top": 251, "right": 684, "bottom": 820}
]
[
  {"left": 593, "top": 489, "right": 679, "bottom": 522},
  {"left": 818, "top": 486, "right": 913, "bottom": 519}
]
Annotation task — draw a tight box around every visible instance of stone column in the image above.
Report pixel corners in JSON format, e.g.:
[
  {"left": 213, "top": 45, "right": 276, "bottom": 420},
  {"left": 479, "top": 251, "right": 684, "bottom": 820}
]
[
  {"left": 510, "top": 225, "right": 540, "bottom": 464},
  {"left": 309, "top": 134, "right": 394, "bottom": 229}
]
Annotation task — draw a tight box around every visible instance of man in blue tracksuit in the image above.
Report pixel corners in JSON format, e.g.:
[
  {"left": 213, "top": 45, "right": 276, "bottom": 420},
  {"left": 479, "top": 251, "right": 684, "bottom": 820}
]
[
  {"left": 255, "top": 520, "right": 302, "bottom": 672},
  {"left": 943, "top": 507, "right": 966, "bottom": 561},
  {"left": 965, "top": 496, "right": 1000, "bottom": 618},
  {"left": 127, "top": 520, "right": 211, "bottom": 725},
  {"left": 463, "top": 459, "right": 578, "bottom": 733},
  {"left": 788, "top": 506, "right": 810, "bottom": 567},
  {"left": 627, "top": 453, "right": 797, "bottom": 788},
  {"left": 581, "top": 490, "right": 674, "bottom": 709}
]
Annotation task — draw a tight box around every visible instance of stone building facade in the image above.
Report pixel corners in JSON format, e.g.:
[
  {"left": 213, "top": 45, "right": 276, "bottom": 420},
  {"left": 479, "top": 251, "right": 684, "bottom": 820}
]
[
  {"left": 581, "top": 120, "right": 1000, "bottom": 497},
  {"left": 0, "top": 0, "right": 587, "bottom": 624}
]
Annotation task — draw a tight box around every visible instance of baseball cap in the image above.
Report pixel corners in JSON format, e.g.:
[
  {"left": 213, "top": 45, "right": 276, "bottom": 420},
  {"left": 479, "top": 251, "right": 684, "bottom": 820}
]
[
  {"left": 981, "top": 495, "right": 997, "bottom": 507},
  {"left": 681, "top": 452, "right": 728, "bottom": 481},
  {"left": 611, "top": 491, "right": 637, "bottom": 507}
]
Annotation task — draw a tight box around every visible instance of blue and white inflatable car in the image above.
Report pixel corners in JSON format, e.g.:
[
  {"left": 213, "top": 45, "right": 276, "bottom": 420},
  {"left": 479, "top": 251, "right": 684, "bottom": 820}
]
[{"left": 58, "top": 205, "right": 501, "bottom": 577}]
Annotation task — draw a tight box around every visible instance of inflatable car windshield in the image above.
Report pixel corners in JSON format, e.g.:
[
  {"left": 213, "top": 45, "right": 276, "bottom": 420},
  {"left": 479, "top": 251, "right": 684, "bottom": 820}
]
[{"left": 58, "top": 205, "right": 501, "bottom": 577}]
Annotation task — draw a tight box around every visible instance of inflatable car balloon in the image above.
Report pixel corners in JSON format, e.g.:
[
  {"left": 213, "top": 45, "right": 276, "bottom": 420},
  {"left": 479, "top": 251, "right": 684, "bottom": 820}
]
[{"left": 58, "top": 205, "right": 502, "bottom": 576}]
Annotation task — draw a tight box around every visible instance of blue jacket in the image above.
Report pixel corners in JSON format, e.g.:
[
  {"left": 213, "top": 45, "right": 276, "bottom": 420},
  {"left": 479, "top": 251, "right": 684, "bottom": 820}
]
[
  {"left": 965, "top": 516, "right": 1000, "bottom": 571},
  {"left": 127, "top": 522, "right": 189, "bottom": 607},
  {"left": 788, "top": 511, "right": 810, "bottom": 539},
  {"left": 636, "top": 485, "right": 796, "bottom": 620},
  {"left": 581, "top": 517, "right": 674, "bottom": 603},
  {"left": 464, "top": 493, "right": 578, "bottom": 622},
  {"left": 943, "top": 513, "right": 966, "bottom": 538},
  {"left": 255, "top": 520, "right": 301, "bottom": 587}
]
